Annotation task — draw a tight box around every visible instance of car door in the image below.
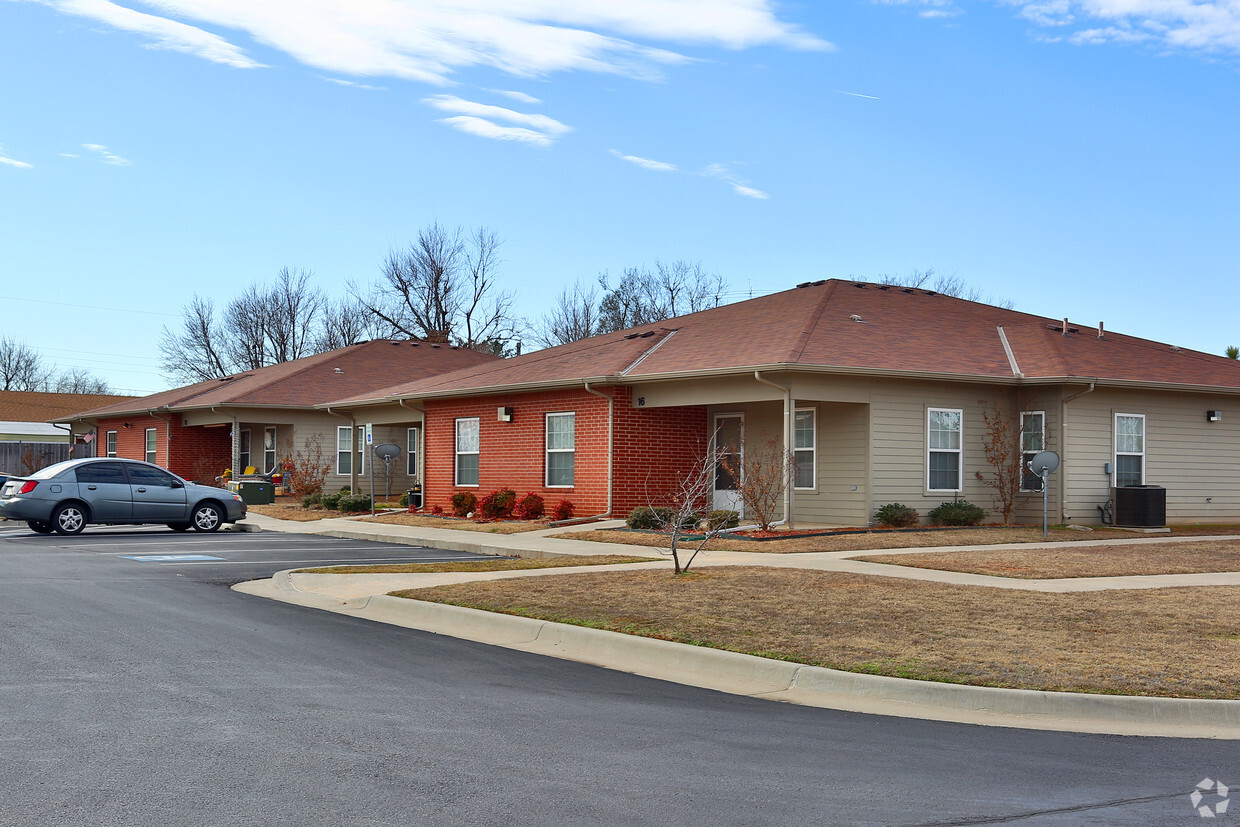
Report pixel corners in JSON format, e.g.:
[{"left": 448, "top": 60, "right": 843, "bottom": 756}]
[
  {"left": 73, "top": 462, "right": 133, "bottom": 522},
  {"left": 126, "top": 464, "right": 188, "bottom": 522}
]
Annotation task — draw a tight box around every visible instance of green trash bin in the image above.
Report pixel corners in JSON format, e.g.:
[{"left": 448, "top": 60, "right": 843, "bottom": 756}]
[{"left": 237, "top": 481, "right": 275, "bottom": 505}]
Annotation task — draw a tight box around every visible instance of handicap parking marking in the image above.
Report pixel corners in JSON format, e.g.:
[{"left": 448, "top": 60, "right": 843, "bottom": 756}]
[{"left": 120, "top": 554, "right": 227, "bottom": 562}]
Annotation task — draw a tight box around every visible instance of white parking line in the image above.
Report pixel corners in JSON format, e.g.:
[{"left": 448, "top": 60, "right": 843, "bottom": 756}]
[{"left": 153, "top": 556, "right": 470, "bottom": 566}]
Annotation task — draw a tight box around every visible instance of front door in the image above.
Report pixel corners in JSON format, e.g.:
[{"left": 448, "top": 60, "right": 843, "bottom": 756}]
[{"left": 713, "top": 413, "right": 744, "bottom": 515}]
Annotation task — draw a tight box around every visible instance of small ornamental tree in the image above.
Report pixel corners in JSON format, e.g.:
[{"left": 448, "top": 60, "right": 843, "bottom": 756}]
[
  {"left": 974, "top": 395, "right": 1040, "bottom": 525},
  {"left": 722, "top": 430, "right": 794, "bottom": 532},
  {"left": 645, "top": 443, "right": 733, "bottom": 574},
  {"left": 280, "top": 434, "right": 332, "bottom": 497}
]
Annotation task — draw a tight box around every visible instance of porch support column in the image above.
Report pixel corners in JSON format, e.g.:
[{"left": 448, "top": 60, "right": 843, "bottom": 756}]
[
  {"left": 231, "top": 417, "right": 240, "bottom": 481},
  {"left": 754, "top": 371, "right": 794, "bottom": 530}
]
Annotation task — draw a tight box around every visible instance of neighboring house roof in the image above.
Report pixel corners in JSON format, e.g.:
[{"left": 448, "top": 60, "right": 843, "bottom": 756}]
[
  {"left": 62, "top": 340, "right": 499, "bottom": 420},
  {"left": 337, "top": 279, "right": 1240, "bottom": 402},
  {"left": 0, "top": 391, "right": 137, "bottom": 424}
]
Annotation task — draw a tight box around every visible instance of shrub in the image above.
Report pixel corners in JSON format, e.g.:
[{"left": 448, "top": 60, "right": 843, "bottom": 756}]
[
  {"left": 337, "top": 493, "right": 372, "bottom": 513},
  {"left": 873, "top": 503, "right": 919, "bottom": 528},
  {"left": 279, "top": 434, "right": 332, "bottom": 497},
  {"left": 514, "top": 492, "right": 545, "bottom": 520},
  {"left": 451, "top": 491, "right": 478, "bottom": 518},
  {"left": 301, "top": 492, "right": 323, "bottom": 509},
  {"left": 339, "top": 485, "right": 351, "bottom": 495},
  {"left": 321, "top": 492, "right": 342, "bottom": 510},
  {"left": 398, "top": 492, "right": 409, "bottom": 508},
  {"left": 928, "top": 500, "right": 986, "bottom": 527},
  {"left": 551, "top": 499, "right": 575, "bottom": 522},
  {"left": 430, "top": 504, "right": 445, "bottom": 515},
  {"left": 626, "top": 506, "right": 696, "bottom": 530},
  {"left": 705, "top": 510, "right": 740, "bottom": 531},
  {"left": 478, "top": 488, "right": 518, "bottom": 519}
]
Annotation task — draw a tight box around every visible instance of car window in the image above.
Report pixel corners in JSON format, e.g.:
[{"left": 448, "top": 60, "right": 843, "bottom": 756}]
[
  {"left": 29, "top": 461, "right": 75, "bottom": 480},
  {"left": 126, "top": 465, "right": 177, "bottom": 487},
  {"left": 74, "top": 462, "right": 129, "bottom": 484}
]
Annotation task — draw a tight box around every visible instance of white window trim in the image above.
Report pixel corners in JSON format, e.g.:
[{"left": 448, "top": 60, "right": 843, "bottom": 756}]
[
  {"left": 455, "top": 417, "right": 480, "bottom": 487},
  {"left": 545, "top": 412, "right": 576, "bottom": 488},
  {"left": 407, "top": 427, "right": 420, "bottom": 478},
  {"left": 1114, "top": 412, "right": 1146, "bottom": 486},
  {"left": 1019, "top": 411, "right": 1046, "bottom": 493},
  {"left": 926, "top": 407, "right": 963, "bottom": 492},
  {"left": 336, "top": 425, "right": 364, "bottom": 476},
  {"left": 144, "top": 427, "right": 158, "bottom": 464},
  {"left": 105, "top": 431, "right": 117, "bottom": 458},
  {"left": 793, "top": 407, "right": 817, "bottom": 492},
  {"left": 239, "top": 428, "right": 252, "bottom": 472}
]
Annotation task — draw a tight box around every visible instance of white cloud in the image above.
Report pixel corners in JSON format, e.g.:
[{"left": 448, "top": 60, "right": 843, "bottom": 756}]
[
  {"left": 17, "top": 1, "right": 829, "bottom": 84},
  {"left": 609, "top": 149, "right": 677, "bottom": 171},
  {"left": 0, "top": 145, "right": 32, "bottom": 168},
  {"left": 702, "top": 162, "right": 768, "bottom": 199},
  {"left": 838, "top": 90, "right": 880, "bottom": 100},
  {"left": 491, "top": 89, "right": 542, "bottom": 104},
  {"left": 423, "top": 94, "right": 572, "bottom": 145},
  {"left": 322, "top": 77, "right": 386, "bottom": 91},
  {"left": 436, "top": 116, "right": 558, "bottom": 146},
  {"left": 82, "top": 143, "right": 131, "bottom": 165},
  {"left": 996, "top": 1, "right": 1240, "bottom": 55}
]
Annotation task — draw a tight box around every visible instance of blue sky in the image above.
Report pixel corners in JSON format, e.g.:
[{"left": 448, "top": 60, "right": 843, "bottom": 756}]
[{"left": 3, "top": 0, "right": 1240, "bottom": 395}]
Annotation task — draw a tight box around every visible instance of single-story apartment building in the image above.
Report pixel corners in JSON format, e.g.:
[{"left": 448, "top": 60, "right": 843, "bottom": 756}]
[
  {"left": 0, "top": 390, "right": 136, "bottom": 473},
  {"left": 326, "top": 280, "right": 1240, "bottom": 526},
  {"left": 60, "top": 339, "right": 498, "bottom": 495}
]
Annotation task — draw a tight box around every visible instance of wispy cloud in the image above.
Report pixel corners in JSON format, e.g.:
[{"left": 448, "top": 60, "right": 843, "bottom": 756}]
[
  {"left": 838, "top": 90, "right": 880, "bottom": 100},
  {"left": 703, "top": 163, "right": 768, "bottom": 199},
  {"left": 872, "top": 0, "right": 963, "bottom": 19},
  {"left": 423, "top": 95, "right": 572, "bottom": 146},
  {"left": 609, "top": 150, "right": 677, "bottom": 171},
  {"left": 0, "top": 145, "right": 32, "bottom": 168},
  {"left": 18, "top": 1, "right": 828, "bottom": 84},
  {"left": 322, "top": 77, "right": 386, "bottom": 91},
  {"left": 491, "top": 89, "right": 542, "bottom": 105},
  {"left": 1000, "top": 1, "right": 1240, "bottom": 56},
  {"left": 82, "top": 143, "right": 131, "bottom": 166}
]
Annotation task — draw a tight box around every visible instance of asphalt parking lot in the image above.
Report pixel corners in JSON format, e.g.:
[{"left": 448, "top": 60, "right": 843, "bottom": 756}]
[{"left": 0, "top": 521, "right": 491, "bottom": 586}]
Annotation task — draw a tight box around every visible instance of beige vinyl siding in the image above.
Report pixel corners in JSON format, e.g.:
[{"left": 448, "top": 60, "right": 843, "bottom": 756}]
[
  {"left": 795, "top": 401, "right": 869, "bottom": 525},
  {"left": 1063, "top": 388, "right": 1240, "bottom": 524}
]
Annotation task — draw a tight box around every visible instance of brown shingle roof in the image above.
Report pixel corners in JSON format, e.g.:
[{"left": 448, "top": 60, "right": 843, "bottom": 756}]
[
  {"left": 64, "top": 340, "right": 499, "bottom": 419},
  {"left": 0, "top": 391, "right": 137, "bottom": 423},
  {"left": 344, "top": 280, "right": 1240, "bottom": 401}
]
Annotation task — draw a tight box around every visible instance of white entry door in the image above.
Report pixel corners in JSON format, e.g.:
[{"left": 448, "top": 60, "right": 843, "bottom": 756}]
[{"left": 713, "top": 413, "right": 744, "bottom": 515}]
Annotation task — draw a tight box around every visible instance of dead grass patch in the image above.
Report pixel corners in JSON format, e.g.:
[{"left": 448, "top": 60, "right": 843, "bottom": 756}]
[
  {"left": 297, "top": 554, "right": 654, "bottom": 574},
  {"left": 854, "top": 540, "right": 1240, "bottom": 579},
  {"left": 360, "top": 513, "right": 552, "bottom": 534},
  {"left": 404, "top": 566, "right": 1240, "bottom": 698}
]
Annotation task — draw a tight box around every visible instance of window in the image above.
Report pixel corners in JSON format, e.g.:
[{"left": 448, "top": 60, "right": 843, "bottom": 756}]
[
  {"left": 793, "top": 408, "right": 816, "bottom": 490},
  {"left": 546, "top": 412, "right": 575, "bottom": 487},
  {"left": 239, "top": 429, "right": 251, "bottom": 472},
  {"left": 455, "top": 418, "right": 479, "bottom": 486},
  {"left": 1020, "top": 411, "right": 1046, "bottom": 492},
  {"left": 927, "top": 408, "right": 962, "bottom": 491},
  {"left": 105, "top": 431, "right": 117, "bottom": 458},
  {"left": 407, "top": 427, "right": 419, "bottom": 477},
  {"left": 75, "top": 462, "right": 127, "bottom": 484},
  {"left": 126, "top": 464, "right": 177, "bottom": 487},
  {"left": 1115, "top": 413, "right": 1146, "bottom": 487},
  {"left": 336, "top": 426, "right": 363, "bottom": 475},
  {"left": 263, "top": 427, "right": 277, "bottom": 473},
  {"left": 144, "top": 428, "right": 157, "bottom": 464}
]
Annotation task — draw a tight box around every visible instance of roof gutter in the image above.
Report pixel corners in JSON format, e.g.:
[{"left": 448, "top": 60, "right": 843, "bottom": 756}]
[
  {"left": 753, "top": 371, "right": 793, "bottom": 531},
  {"left": 1059, "top": 381, "right": 1097, "bottom": 523},
  {"left": 579, "top": 382, "right": 614, "bottom": 521}
]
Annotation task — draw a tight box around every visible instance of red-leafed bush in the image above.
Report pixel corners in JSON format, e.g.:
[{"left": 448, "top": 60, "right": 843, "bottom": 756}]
[
  {"left": 478, "top": 488, "right": 517, "bottom": 520},
  {"left": 514, "top": 492, "right": 545, "bottom": 520},
  {"left": 451, "top": 491, "right": 477, "bottom": 517},
  {"left": 551, "top": 499, "right": 575, "bottom": 521}
]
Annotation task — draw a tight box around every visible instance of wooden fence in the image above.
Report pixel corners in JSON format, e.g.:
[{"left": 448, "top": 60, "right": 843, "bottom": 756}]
[{"left": 0, "top": 442, "right": 71, "bottom": 474}]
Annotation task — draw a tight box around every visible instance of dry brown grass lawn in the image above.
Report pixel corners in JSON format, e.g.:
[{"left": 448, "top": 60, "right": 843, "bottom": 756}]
[
  {"left": 553, "top": 525, "right": 1240, "bottom": 554},
  {"left": 854, "top": 540, "right": 1240, "bottom": 578},
  {"left": 404, "top": 566, "right": 1240, "bottom": 698},
  {"left": 246, "top": 504, "right": 338, "bottom": 522},
  {"left": 361, "top": 513, "right": 553, "bottom": 534},
  {"left": 297, "top": 554, "right": 654, "bottom": 574}
]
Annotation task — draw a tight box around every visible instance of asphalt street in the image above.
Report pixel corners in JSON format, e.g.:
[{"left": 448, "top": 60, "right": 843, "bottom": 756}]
[{"left": 1, "top": 523, "right": 1237, "bottom": 825}]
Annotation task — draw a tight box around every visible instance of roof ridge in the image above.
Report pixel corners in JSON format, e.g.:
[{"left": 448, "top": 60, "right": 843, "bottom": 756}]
[{"left": 786, "top": 280, "right": 837, "bottom": 362}]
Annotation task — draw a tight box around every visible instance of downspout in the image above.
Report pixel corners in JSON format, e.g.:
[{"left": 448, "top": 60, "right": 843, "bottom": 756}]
[
  {"left": 753, "top": 371, "right": 794, "bottom": 530},
  {"left": 1060, "top": 381, "right": 1097, "bottom": 523},
  {"left": 580, "top": 382, "right": 614, "bottom": 520},
  {"left": 325, "top": 407, "right": 358, "bottom": 493},
  {"left": 52, "top": 421, "right": 74, "bottom": 457}
]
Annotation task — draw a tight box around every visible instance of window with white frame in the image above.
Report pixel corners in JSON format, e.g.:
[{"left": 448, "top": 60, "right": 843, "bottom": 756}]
[
  {"left": 927, "top": 408, "right": 962, "bottom": 491},
  {"left": 105, "top": 431, "right": 117, "bottom": 458},
  {"left": 144, "top": 428, "right": 157, "bottom": 464},
  {"left": 546, "top": 412, "right": 575, "bottom": 487},
  {"left": 407, "top": 427, "right": 419, "bottom": 478},
  {"left": 263, "top": 427, "right": 277, "bottom": 473},
  {"left": 239, "top": 429, "right": 251, "bottom": 472},
  {"left": 455, "top": 417, "right": 480, "bottom": 486},
  {"left": 793, "top": 408, "right": 816, "bottom": 490},
  {"left": 1115, "top": 413, "right": 1145, "bottom": 487},
  {"left": 1020, "top": 411, "right": 1046, "bottom": 492},
  {"left": 336, "top": 426, "right": 363, "bottom": 475}
]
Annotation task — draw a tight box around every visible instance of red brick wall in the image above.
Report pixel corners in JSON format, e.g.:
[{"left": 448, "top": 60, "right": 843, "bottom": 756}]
[
  {"left": 94, "top": 415, "right": 231, "bottom": 482},
  {"left": 423, "top": 386, "right": 708, "bottom": 516}
]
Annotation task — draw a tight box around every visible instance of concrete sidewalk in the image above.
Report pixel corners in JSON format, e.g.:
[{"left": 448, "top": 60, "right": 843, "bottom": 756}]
[{"left": 233, "top": 512, "right": 1240, "bottom": 738}]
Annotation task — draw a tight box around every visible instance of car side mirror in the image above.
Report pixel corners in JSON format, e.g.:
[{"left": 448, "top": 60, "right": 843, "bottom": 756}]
[{"left": 171, "top": 480, "right": 184, "bottom": 489}]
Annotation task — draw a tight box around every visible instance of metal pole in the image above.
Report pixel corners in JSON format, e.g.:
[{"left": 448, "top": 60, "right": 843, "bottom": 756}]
[{"left": 1042, "top": 469, "right": 1049, "bottom": 538}]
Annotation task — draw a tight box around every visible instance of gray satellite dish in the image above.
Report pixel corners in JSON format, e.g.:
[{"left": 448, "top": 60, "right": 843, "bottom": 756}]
[
  {"left": 373, "top": 443, "right": 401, "bottom": 461},
  {"left": 1029, "top": 450, "right": 1059, "bottom": 476}
]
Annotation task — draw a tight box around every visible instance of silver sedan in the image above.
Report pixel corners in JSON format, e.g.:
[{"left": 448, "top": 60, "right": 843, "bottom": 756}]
[{"left": 0, "top": 458, "right": 247, "bottom": 535}]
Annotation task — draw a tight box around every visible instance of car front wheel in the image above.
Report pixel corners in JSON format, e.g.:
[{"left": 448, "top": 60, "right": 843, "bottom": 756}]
[
  {"left": 51, "top": 504, "right": 87, "bottom": 535},
  {"left": 27, "top": 520, "right": 53, "bottom": 534},
  {"left": 192, "top": 503, "right": 223, "bottom": 532}
]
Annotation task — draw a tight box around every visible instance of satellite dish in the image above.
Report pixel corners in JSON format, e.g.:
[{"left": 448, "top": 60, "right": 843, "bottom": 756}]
[
  {"left": 1029, "top": 450, "right": 1060, "bottom": 476},
  {"left": 373, "top": 443, "right": 401, "bottom": 461}
]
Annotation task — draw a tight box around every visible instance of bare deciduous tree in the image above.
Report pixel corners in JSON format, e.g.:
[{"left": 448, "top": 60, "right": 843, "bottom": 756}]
[
  {"left": 158, "top": 295, "right": 234, "bottom": 383},
  {"left": 355, "top": 223, "right": 515, "bottom": 348},
  {"left": 870, "top": 269, "right": 1015, "bottom": 310},
  {"left": 264, "top": 267, "right": 325, "bottom": 363},
  {"left": 0, "top": 336, "right": 53, "bottom": 391},
  {"left": 52, "top": 368, "right": 112, "bottom": 394},
  {"left": 974, "top": 394, "right": 1040, "bottom": 525},
  {"left": 315, "top": 296, "right": 387, "bottom": 352},
  {"left": 646, "top": 443, "right": 734, "bottom": 574},
  {"left": 597, "top": 261, "right": 727, "bottom": 334},
  {"left": 724, "top": 430, "right": 794, "bottom": 532},
  {"left": 529, "top": 280, "right": 602, "bottom": 347}
]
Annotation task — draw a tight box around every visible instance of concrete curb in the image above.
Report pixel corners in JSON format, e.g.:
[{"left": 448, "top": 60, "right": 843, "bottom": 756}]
[{"left": 233, "top": 572, "right": 1240, "bottom": 739}]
